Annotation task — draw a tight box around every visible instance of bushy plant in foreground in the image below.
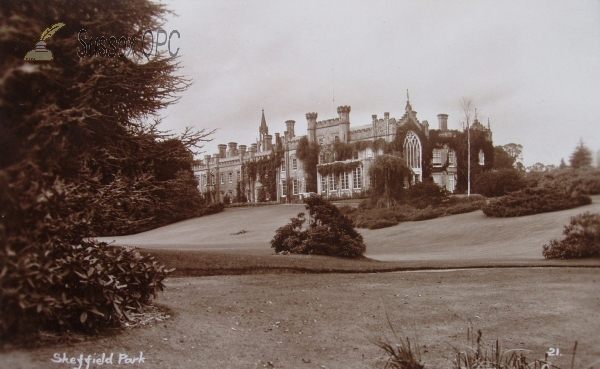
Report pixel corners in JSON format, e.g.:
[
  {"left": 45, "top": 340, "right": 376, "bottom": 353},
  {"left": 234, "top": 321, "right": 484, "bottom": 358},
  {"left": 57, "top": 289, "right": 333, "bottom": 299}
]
[
  {"left": 543, "top": 212, "right": 600, "bottom": 259},
  {"left": 271, "top": 196, "right": 366, "bottom": 257},
  {"left": 482, "top": 186, "right": 591, "bottom": 218},
  {"left": 1, "top": 240, "right": 171, "bottom": 337}
]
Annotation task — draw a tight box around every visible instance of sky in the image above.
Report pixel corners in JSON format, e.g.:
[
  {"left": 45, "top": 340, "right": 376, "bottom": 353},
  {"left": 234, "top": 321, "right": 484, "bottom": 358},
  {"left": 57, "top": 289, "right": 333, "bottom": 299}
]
[{"left": 158, "top": 0, "right": 600, "bottom": 167}]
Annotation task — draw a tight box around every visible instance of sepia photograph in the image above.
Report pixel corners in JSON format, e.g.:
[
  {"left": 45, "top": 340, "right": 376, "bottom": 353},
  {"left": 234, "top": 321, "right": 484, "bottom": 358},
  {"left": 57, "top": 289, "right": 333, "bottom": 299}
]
[{"left": 1, "top": 1, "right": 599, "bottom": 368}]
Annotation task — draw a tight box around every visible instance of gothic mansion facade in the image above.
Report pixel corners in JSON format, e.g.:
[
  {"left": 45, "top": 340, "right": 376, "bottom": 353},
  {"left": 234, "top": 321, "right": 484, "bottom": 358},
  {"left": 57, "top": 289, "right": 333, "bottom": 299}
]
[{"left": 194, "top": 99, "right": 493, "bottom": 203}]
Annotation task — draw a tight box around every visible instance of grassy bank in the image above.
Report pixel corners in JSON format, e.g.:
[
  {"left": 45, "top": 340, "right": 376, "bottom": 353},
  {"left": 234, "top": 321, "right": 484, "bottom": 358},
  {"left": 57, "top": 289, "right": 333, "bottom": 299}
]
[{"left": 143, "top": 248, "right": 600, "bottom": 277}]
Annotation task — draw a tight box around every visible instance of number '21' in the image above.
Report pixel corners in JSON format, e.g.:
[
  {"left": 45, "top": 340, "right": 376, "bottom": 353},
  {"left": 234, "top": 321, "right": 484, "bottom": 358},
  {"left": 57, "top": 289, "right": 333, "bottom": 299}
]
[{"left": 547, "top": 348, "right": 561, "bottom": 356}]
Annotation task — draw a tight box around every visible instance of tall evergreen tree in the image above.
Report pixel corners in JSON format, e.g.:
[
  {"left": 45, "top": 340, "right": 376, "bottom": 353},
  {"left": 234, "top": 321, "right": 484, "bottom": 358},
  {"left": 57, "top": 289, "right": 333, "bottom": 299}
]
[
  {"left": 569, "top": 139, "right": 593, "bottom": 169},
  {"left": 0, "top": 0, "right": 211, "bottom": 336}
]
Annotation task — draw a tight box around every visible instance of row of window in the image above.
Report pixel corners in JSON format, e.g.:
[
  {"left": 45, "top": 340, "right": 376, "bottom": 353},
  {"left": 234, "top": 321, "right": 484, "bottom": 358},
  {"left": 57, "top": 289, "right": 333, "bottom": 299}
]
[
  {"left": 200, "top": 170, "right": 242, "bottom": 187},
  {"left": 281, "top": 179, "right": 300, "bottom": 195},
  {"left": 432, "top": 149, "right": 456, "bottom": 166},
  {"left": 320, "top": 167, "right": 362, "bottom": 192},
  {"left": 432, "top": 149, "right": 485, "bottom": 166}
]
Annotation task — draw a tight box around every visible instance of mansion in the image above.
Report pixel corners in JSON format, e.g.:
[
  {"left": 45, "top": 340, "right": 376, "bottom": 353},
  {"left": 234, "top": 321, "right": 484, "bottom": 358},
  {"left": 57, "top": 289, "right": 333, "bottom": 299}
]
[{"left": 194, "top": 97, "right": 493, "bottom": 203}]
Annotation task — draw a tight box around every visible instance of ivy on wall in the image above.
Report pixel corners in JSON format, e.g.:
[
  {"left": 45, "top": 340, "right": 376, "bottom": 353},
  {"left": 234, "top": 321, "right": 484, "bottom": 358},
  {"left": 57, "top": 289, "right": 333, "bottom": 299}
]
[
  {"left": 317, "top": 161, "right": 361, "bottom": 177},
  {"left": 393, "top": 123, "right": 494, "bottom": 192},
  {"left": 332, "top": 138, "right": 394, "bottom": 161},
  {"left": 296, "top": 136, "right": 320, "bottom": 193},
  {"left": 242, "top": 145, "right": 283, "bottom": 202}
]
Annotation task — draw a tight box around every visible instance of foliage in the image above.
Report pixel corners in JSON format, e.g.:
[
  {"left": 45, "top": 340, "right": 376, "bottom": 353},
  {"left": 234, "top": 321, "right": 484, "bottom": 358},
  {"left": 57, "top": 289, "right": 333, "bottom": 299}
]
[
  {"left": 331, "top": 138, "right": 393, "bottom": 162},
  {"left": 0, "top": 0, "right": 213, "bottom": 338},
  {"left": 482, "top": 187, "right": 591, "bottom": 217},
  {"left": 398, "top": 125, "right": 494, "bottom": 194},
  {"left": 222, "top": 194, "right": 231, "bottom": 205},
  {"left": 493, "top": 146, "right": 516, "bottom": 169},
  {"left": 196, "top": 202, "right": 225, "bottom": 217},
  {"left": 373, "top": 316, "right": 423, "bottom": 369},
  {"left": 473, "top": 168, "right": 526, "bottom": 197},
  {"left": 270, "top": 196, "right": 366, "bottom": 257},
  {"left": 317, "top": 160, "right": 361, "bottom": 177},
  {"left": 502, "top": 143, "right": 524, "bottom": 167},
  {"left": 543, "top": 212, "right": 600, "bottom": 259},
  {"left": 569, "top": 139, "right": 593, "bottom": 169},
  {"left": 346, "top": 196, "right": 485, "bottom": 229},
  {"left": 369, "top": 155, "right": 413, "bottom": 207},
  {"left": 243, "top": 150, "right": 282, "bottom": 202},
  {"left": 3, "top": 241, "right": 170, "bottom": 334},
  {"left": 405, "top": 181, "right": 447, "bottom": 208},
  {"left": 296, "top": 136, "right": 320, "bottom": 192},
  {"left": 535, "top": 167, "right": 600, "bottom": 195},
  {"left": 235, "top": 181, "right": 248, "bottom": 203}
]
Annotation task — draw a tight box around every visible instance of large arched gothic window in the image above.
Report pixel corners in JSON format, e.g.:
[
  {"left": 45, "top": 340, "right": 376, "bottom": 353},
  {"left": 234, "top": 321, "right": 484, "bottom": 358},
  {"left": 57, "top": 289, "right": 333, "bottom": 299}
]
[{"left": 404, "top": 131, "right": 422, "bottom": 182}]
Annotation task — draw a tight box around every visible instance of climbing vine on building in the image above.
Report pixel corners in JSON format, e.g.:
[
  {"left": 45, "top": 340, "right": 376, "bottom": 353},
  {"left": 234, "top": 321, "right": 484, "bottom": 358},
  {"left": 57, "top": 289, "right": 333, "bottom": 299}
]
[
  {"left": 317, "top": 161, "right": 361, "bottom": 177},
  {"left": 332, "top": 138, "right": 394, "bottom": 161},
  {"left": 393, "top": 123, "right": 494, "bottom": 192},
  {"left": 296, "top": 136, "right": 320, "bottom": 193},
  {"left": 242, "top": 148, "right": 283, "bottom": 202}
]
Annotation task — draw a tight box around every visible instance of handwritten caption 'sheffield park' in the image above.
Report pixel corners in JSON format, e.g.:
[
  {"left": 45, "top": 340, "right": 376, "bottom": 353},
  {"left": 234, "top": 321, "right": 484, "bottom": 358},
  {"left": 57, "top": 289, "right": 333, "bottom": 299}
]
[{"left": 51, "top": 352, "right": 145, "bottom": 368}]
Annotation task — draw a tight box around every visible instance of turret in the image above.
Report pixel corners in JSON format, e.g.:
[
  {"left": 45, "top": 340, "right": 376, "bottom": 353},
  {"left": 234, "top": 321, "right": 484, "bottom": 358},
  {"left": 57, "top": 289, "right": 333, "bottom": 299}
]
[
  {"left": 337, "top": 106, "right": 350, "bottom": 143},
  {"left": 306, "top": 112, "right": 318, "bottom": 143}
]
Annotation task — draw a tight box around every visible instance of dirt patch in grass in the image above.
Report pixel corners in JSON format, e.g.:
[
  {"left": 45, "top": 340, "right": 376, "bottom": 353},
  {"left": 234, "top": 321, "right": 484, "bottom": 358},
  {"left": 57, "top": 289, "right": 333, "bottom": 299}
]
[{"left": 2, "top": 268, "right": 598, "bottom": 369}]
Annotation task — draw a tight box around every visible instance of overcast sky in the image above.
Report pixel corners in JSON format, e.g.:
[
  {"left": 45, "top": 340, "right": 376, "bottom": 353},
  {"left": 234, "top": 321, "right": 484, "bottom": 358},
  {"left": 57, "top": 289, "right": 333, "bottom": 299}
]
[{"left": 159, "top": 0, "right": 600, "bottom": 167}]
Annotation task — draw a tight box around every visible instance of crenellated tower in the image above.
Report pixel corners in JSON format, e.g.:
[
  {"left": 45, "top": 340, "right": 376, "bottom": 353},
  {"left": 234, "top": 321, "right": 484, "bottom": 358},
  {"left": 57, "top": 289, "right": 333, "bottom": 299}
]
[
  {"left": 337, "top": 105, "right": 351, "bottom": 143},
  {"left": 306, "top": 112, "right": 318, "bottom": 143}
]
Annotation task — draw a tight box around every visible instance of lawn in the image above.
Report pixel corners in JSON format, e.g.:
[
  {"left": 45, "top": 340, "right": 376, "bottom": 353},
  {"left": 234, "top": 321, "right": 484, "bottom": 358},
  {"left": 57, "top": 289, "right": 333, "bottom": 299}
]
[
  {"left": 2, "top": 268, "right": 599, "bottom": 369},
  {"left": 2, "top": 197, "right": 599, "bottom": 368}
]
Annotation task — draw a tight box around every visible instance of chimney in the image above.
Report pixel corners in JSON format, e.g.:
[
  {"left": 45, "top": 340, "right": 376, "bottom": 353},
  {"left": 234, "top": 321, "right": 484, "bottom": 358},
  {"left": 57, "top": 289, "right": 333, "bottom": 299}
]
[
  {"left": 285, "top": 120, "right": 295, "bottom": 139},
  {"left": 239, "top": 144, "right": 247, "bottom": 158},
  {"left": 372, "top": 114, "right": 377, "bottom": 122},
  {"left": 250, "top": 143, "right": 257, "bottom": 158},
  {"left": 437, "top": 114, "right": 448, "bottom": 131},
  {"left": 204, "top": 154, "right": 211, "bottom": 165},
  {"left": 274, "top": 133, "right": 280, "bottom": 146},
  {"left": 227, "top": 142, "right": 237, "bottom": 157},
  {"left": 265, "top": 134, "right": 273, "bottom": 151},
  {"left": 384, "top": 112, "right": 389, "bottom": 120},
  {"left": 212, "top": 153, "right": 220, "bottom": 165},
  {"left": 218, "top": 144, "right": 227, "bottom": 158}
]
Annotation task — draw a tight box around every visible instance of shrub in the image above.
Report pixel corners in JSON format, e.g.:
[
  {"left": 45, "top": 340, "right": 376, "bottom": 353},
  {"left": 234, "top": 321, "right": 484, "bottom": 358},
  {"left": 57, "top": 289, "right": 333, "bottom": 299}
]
[
  {"left": 542, "top": 212, "right": 600, "bottom": 259},
  {"left": 405, "top": 181, "right": 447, "bottom": 208},
  {"left": 473, "top": 168, "right": 526, "bottom": 197},
  {"left": 482, "top": 186, "right": 591, "bottom": 217},
  {"left": 196, "top": 202, "right": 225, "bottom": 217},
  {"left": 537, "top": 167, "right": 600, "bottom": 195},
  {"left": 270, "top": 196, "right": 366, "bottom": 257},
  {"left": 1, "top": 240, "right": 171, "bottom": 336},
  {"left": 222, "top": 194, "right": 231, "bottom": 205}
]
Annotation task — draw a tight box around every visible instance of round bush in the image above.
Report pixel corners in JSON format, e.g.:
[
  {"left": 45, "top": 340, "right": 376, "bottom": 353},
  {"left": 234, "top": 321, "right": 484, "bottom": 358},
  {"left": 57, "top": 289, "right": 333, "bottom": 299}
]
[{"left": 543, "top": 212, "right": 600, "bottom": 259}]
